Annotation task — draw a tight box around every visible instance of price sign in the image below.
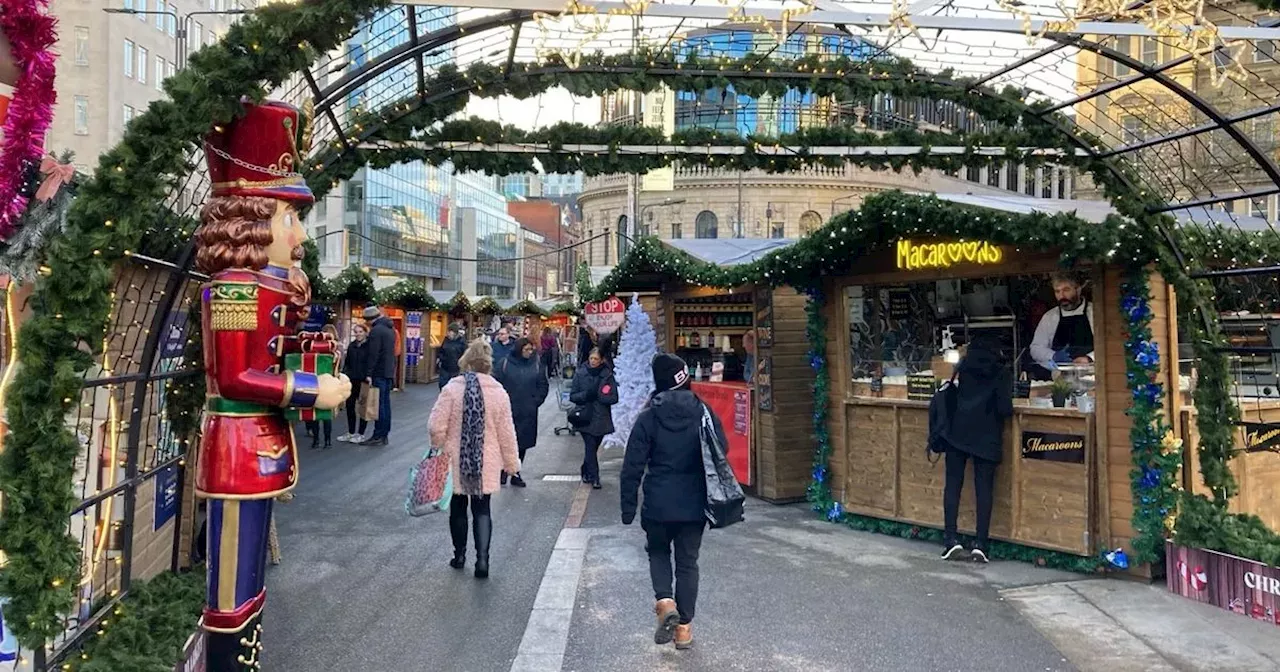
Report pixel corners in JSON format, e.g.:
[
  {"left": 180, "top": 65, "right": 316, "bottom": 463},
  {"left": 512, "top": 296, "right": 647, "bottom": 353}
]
[{"left": 583, "top": 296, "right": 626, "bottom": 335}]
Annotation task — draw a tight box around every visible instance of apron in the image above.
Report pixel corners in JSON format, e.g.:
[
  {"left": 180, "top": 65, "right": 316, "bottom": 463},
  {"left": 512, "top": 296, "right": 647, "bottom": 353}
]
[{"left": 1051, "top": 301, "right": 1094, "bottom": 360}]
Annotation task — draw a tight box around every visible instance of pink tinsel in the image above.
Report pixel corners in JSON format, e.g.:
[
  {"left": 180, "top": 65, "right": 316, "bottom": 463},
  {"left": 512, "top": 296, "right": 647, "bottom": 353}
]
[{"left": 0, "top": 0, "right": 58, "bottom": 240}]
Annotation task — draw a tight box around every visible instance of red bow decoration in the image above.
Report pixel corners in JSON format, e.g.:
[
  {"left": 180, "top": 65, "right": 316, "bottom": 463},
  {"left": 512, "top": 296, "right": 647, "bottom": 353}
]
[{"left": 35, "top": 154, "right": 75, "bottom": 202}]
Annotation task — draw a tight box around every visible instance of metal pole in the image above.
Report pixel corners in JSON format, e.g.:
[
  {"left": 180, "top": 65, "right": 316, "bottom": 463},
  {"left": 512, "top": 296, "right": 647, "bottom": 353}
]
[{"left": 736, "top": 170, "right": 743, "bottom": 238}]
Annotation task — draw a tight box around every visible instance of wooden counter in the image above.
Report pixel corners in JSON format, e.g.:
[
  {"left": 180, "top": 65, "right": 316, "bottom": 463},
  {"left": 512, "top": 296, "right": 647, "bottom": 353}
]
[
  {"left": 1181, "top": 400, "right": 1280, "bottom": 532},
  {"left": 840, "top": 396, "right": 1095, "bottom": 555}
]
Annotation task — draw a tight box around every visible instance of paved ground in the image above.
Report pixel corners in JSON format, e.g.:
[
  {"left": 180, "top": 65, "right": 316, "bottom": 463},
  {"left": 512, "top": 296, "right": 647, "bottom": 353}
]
[{"left": 268, "top": 383, "right": 1280, "bottom": 672}]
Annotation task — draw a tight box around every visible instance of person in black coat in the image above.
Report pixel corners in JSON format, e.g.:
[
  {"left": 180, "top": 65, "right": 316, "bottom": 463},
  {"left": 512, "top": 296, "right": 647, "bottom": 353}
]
[
  {"left": 339, "top": 322, "right": 371, "bottom": 443},
  {"left": 620, "top": 353, "right": 726, "bottom": 650},
  {"left": 569, "top": 347, "right": 618, "bottom": 489},
  {"left": 436, "top": 322, "right": 466, "bottom": 390},
  {"left": 496, "top": 337, "right": 549, "bottom": 488},
  {"left": 940, "top": 336, "right": 1014, "bottom": 563},
  {"left": 576, "top": 325, "right": 598, "bottom": 365},
  {"left": 363, "top": 307, "right": 398, "bottom": 446}
]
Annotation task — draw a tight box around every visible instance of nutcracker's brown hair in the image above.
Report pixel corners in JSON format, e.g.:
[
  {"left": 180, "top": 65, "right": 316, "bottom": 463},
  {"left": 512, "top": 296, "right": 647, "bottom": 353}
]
[
  {"left": 196, "top": 195, "right": 310, "bottom": 306},
  {"left": 195, "top": 196, "right": 277, "bottom": 274}
]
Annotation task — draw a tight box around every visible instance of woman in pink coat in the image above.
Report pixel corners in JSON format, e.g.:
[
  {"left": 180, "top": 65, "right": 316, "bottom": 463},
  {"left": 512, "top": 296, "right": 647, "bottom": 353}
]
[{"left": 429, "top": 338, "right": 521, "bottom": 579}]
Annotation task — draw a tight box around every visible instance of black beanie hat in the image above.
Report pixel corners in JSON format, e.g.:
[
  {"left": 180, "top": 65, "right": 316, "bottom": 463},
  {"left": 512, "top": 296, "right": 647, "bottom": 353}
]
[{"left": 652, "top": 353, "right": 690, "bottom": 393}]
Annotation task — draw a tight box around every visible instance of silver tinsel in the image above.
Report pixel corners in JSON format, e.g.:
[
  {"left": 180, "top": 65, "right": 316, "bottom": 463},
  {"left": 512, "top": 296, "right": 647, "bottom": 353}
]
[{"left": 0, "top": 160, "right": 81, "bottom": 281}]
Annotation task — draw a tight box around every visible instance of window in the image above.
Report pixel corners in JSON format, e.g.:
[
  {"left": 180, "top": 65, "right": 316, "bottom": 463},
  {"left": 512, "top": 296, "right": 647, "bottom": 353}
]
[
  {"left": 137, "top": 46, "right": 148, "bottom": 85},
  {"left": 156, "top": 6, "right": 164, "bottom": 30},
  {"left": 124, "top": 0, "right": 133, "bottom": 10},
  {"left": 694, "top": 211, "right": 718, "bottom": 239},
  {"left": 799, "top": 211, "right": 823, "bottom": 236},
  {"left": 1115, "top": 36, "right": 1131, "bottom": 76},
  {"left": 123, "top": 40, "right": 134, "bottom": 78},
  {"left": 1250, "top": 197, "right": 1268, "bottom": 218},
  {"left": 1024, "top": 167, "right": 1036, "bottom": 196},
  {"left": 671, "top": 222, "right": 683, "bottom": 239},
  {"left": 1141, "top": 37, "right": 1158, "bottom": 65},
  {"left": 74, "top": 96, "right": 89, "bottom": 135},
  {"left": 987, "top": 164, "right": 1001, "bottom": 188},
  {"left": 314, "top": 226, "right": 328, "bottom": 262},
  {"left": 345, "top": 182, "right": 362, "bottom": 211},
  {"left": 155, "top": 54, "right": 165, "bottom": 90},
  {"left": 194, "top": 22, "right": 204, "bottom": 50},
  {"left": 1042, "top": 166, "right": 1055, "bottom": 198},
  {"left": 1122, "top": 116, "right": 1144, "bottom": 144},
  {"left": 1058, "top": 170, "right": 1069, "bottom": 199},
  {"left": 209, "top": 0, "right": 216, "bottom": 11},
  {"left": 1255, "top": 31, "right": 1277, "bottom": 63},
  {"left": 771, "top": 224, "right": 785, "bottom": 238},
  {"left": 74, "top": 27, "right": 90, "bottom": 66},
  {"left": 1254, "top": 117, "right": 1275, "bottom": 148},
  {"left": 123, "top": 104, "right": 135, "bottom": 125},
  {"left": 1005, "top": 161, "right": 1018, "bottom": 191},
  {"left": 165, "top": 59, "right": 175, "bottom": 81},
  {"left": 167, "top": 5, "right": 177, "bottom": 36},
  {"left": 137, "top": 0, "right": 147, "bottom": 21}
]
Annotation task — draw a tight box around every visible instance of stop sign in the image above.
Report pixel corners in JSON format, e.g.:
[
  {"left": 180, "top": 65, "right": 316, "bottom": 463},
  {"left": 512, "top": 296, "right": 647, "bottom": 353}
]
[{"left": 583, "top": 296, "right": 626, "bottom": 335}]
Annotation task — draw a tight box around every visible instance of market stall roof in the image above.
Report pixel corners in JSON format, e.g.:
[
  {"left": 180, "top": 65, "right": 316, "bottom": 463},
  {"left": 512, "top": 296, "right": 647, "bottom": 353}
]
[
  {"left": 928, "top": 193, "right": 1275, "bottom": 232},
  {"left": 662, "top": 238, "right": 799, "bottom": 266}
]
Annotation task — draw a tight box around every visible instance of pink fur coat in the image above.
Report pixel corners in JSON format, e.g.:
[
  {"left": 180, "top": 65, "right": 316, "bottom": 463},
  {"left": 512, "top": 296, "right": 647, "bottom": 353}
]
[{"left": 428, "top": 372, "right": 521, "bottom": 496}]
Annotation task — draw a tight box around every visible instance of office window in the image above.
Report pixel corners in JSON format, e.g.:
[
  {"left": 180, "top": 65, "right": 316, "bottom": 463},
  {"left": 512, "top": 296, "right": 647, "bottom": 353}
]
[
  {"left": 155, "top": 54, "right": 165, "bottom": 90},
  {"left": 124, "top": 40, "right": 135, "bottom": 78},
  {"left": 74, "top": 96, "right": 89, "bottom": 135},
  {"left": 137, "top": 0, "right": 147, "bottom": 21},
  {"left": 165, "top": 59, "right": 175, "bottom": 81},
  {"left": 1141, "top": 37, "right": 1158, "bottom": 65},
  {"left": 1115, "top": 36, "right": 1131, "bottom": 76},
  {"left": 137, "top": 46, "right": 148, "bottom": 85},
  {"left": 124, "top": 0, "right": 133, "bottom": 9},
  {"left": 1250, "top": 198, "right": 1268, "bottom": 218},
  {"left": 209, "top": 0, "right": 216, "bottom": 10},
  {"left": 1256, "top": 34, "right": 1277, "bottom": 63},
  {"left": 156, "top": 6, "right": 164, "bottom": 30},
  {"left": 74, "top": 27, "right": 89, "bottom": 66},
  {"left": 771, "top": 224, "right": 785, "bottom": 238},
  {"left": 694, "top": 211, "right": 718, "bottom": 239},
  {"left": 194, "top": 22, "right": 204, "bottom": 50},
  {"left": 1122, "top": 116, "right": 1144, "bottom": 144},
  {"left": 123, "top": 104, "right": 135, "bottom": 125},
  {"left": 671, "top": 222, "right": 683, "bottom": 239},
  {"left": 167, "top": 5, "right": 177, "bottom": 36},
  {"left": 1254, "top": 117, "right": 1275, "bottom": 148}
]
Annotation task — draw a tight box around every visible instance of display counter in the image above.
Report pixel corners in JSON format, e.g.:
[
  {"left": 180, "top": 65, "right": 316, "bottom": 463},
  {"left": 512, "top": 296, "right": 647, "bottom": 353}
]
[
  {"left": 691, "top": 380, "right": 753, "bottom": 486},
  {"left": 840, "top": 396, "right": 1094, "bottom": 554}
]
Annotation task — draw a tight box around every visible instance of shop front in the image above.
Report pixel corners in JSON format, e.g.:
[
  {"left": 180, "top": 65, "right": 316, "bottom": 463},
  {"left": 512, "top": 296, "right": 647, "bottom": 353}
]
[{"left": 821, "top": 239, "right": 1173, "bottom": 558}]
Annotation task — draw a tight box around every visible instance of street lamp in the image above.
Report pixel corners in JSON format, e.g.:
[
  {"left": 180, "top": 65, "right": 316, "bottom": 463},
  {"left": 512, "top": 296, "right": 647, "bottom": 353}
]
[{"left": 104, "top": 7, "right": 248, "bottom": 70}]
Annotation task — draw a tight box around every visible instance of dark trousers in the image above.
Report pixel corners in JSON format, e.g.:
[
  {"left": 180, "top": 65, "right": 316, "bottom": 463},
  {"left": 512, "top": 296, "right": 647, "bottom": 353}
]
[
  {"left": 943, "top": 448, "right": 998, "bottom": 550},
  {"left": 643, "top": 520, "right": 706, "bottom": 624},
  {"left": 581, "top": 433, "right": 603, "bottom": 482},
  {"left": 345, "top": 380, "right": 368, "bottom": 435},
  {"left": 372, "top": 377, "right": 393, "bottom": 439},
  {"left": 448, "top": 494, "right": 491, "bottom": 550},
  {"left": 305, "top": 419, "right": 331, "bottom": 443}
]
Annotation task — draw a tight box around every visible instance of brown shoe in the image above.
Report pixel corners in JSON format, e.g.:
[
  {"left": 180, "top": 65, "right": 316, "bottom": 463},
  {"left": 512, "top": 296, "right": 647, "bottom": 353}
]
[
  {"left": 674, "top": 623, "right": 693, "bottom": 650},
  {"left": 654, "top": 599, "right": 679, "bottom": 644}
]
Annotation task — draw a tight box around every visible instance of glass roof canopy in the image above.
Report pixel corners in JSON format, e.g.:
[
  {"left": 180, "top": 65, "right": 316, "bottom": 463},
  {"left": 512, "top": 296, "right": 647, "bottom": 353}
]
[{"left": 275, "top": 0, "right": 1280, "bottom": 273}]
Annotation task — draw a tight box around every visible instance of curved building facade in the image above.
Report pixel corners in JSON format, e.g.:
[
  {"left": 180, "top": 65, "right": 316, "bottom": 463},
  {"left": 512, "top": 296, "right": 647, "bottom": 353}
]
[{"left": 579, "top": 24, "right": 1074, "bottom": 266}]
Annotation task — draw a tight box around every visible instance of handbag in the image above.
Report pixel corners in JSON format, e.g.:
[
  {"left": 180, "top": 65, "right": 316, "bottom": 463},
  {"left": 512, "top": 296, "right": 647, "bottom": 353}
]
[
  {"left": 567, "top": 403, "right": 592, "bottom": 428},
  {"left": 699, "top": 406, "right": 745, "bottom": 529},
  {"left": 360, "top": 384, "right": 380, "bottom": 422},
  {"left": 405, "top": 445, "right": 453, "bottom": 516}
]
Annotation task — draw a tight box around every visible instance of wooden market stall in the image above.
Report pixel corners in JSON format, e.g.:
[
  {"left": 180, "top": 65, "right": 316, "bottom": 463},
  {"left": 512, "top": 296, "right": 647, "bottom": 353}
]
[
  {"left": 606, "top": 238, "right": 815, "bottom": 502},
  {"left": 818, "top": 233, "right": 1176, "bottom": 559}
]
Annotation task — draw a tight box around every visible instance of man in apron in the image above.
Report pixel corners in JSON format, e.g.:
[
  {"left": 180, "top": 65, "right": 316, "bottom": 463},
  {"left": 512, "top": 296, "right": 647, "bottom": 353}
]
[{"left": 1028, "top": 271, "right": 1094, "bottom": 380}]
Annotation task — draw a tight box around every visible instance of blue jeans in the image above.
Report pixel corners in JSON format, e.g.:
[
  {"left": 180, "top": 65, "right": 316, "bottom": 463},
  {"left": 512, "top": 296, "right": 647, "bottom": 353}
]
[{"left": 372, "top": 377, "right": 393, "bottom": 440}]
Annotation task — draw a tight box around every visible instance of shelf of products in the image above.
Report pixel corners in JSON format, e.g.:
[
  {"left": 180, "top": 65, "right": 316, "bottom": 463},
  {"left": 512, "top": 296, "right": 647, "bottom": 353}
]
[{"left": 1219, "top": 313, "right": 1280, "bottom": 395}]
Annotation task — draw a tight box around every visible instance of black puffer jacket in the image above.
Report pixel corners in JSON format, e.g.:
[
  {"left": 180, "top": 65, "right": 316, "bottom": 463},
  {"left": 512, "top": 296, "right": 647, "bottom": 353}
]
[
  {"left": 365, "top": 317, "right": 397, "bottom": 379},
  {"left": 342, "top": 339, "right": 370, "bottom": 381},
  {"left": 497, "top": 350, "right": 550, "bottom": 449},
  {"left": 436, "top": 335, "right": 466, "bottom": 381},
  {"left": 942, "top": 342, "right": 1014, "bottom": 463},
  {"left": 621, "top": 390, "right": 728, "bottom": 524},
  {"left": 569, "top": 362, "right": 618, "bottom": 437}
]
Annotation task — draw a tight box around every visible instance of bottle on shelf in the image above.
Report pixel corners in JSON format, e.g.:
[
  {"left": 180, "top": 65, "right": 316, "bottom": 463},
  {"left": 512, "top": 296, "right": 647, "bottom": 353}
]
[
  {"left": 690, "top": 330, "right": 701, "bottom": 348},
  {"left": 707, "top": 330, "right": 716, "bottom": 350}
]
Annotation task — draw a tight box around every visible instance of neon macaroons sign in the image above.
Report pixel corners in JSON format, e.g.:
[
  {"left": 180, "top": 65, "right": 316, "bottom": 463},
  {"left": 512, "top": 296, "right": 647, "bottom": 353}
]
[{"left": 895, "top": 239, "right": 1004, "bottom": 271}]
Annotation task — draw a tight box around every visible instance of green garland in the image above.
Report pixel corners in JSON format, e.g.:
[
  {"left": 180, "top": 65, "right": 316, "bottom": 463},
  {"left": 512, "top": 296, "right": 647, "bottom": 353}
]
[
  {"left": 320, "top": 114, "right": 1079, "bottom": 181},
  {"left": 60, "top": 568, "right": 206, "bottom": 672},
  {"left": 1119, "top": 269, "right": 1183, "bottom": 564}
]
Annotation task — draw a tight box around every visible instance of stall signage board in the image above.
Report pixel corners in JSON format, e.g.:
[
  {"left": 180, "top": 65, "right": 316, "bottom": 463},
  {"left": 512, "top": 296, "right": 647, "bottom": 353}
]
[
  {"left": 691, "top": 382, "right": 751, "bottom": 486},
  {"left": 1241, "top": 422, "right": 1280, "bottom": 454},
  {"left": 154, "top": 465, "right": 180, "bottom": 530},
  {"left": 1166, "top": 542, "right": 1280, "bottom": 631},
  {"left": 896, "top": 239, "right": 1004, "bottom": 271},
  {"left": 1021, "top": 431, "right": 1086, "bottom": 463},
  {"left": 583, "top": 296, "right": 625, "bottom": 335},
  {"left": 887, "top": 288, "right": 911, "bottom": 320},
  {"left": 906, "top": 374, "right": 938, "bottom": 401},
  {"left": 756, "top": 356, "right": 773, "bottom": 411},
  {"left": 755, "top": 289, "right": 773, "bottom": 347}
]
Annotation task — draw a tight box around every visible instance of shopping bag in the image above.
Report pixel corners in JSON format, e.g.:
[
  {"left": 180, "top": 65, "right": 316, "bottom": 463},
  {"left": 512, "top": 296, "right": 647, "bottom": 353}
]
[
  {"left": 567, "top": 404, "right": 592, "bottom": 428},
  {"left": 406, "top": 446, "right": 453, "bottom": 516},
  {"left": 360, "top": 384, "right": 380, "bottom": 422},
  {"left": 699, "top": 406, "right": 745, "bottom": 529}
]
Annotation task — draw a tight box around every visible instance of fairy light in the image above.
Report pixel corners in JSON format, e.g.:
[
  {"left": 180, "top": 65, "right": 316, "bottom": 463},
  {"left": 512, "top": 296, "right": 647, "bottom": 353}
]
[{"left": 82, "top": 297, "right": 122, "bottom": 588}]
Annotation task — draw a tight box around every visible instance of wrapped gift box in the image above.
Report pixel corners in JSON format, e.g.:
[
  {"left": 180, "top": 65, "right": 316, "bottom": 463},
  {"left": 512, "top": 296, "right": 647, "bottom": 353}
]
[{"left": 284, "top": 350, "right": 335, "bottom": 422}]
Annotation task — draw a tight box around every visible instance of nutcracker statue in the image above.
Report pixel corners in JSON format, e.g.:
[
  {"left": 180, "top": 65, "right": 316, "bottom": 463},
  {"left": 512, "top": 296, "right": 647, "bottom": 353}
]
[{"left": 194, "top": 99, "right": 351, "bottom": 671}]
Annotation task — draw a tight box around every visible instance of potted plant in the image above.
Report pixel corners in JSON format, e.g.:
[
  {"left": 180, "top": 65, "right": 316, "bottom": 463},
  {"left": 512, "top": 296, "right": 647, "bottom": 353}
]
[{"left": 1050, "top": 375, "right": 1072, "bottom": 408}]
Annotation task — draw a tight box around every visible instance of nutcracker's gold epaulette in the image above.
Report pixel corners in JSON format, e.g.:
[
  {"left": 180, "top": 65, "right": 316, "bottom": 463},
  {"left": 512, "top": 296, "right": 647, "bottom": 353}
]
[{"left": 208, "top": 280, "right": 258, "bottom": 331}]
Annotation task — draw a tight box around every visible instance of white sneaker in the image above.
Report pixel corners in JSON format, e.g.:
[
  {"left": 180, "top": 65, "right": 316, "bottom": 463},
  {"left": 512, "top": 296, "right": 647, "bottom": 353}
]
[
  {"left": 336, "top": 433, "right": 352, "bottom": 442},
  {"left": 351, "top": 435, "right": 366, "bottom": 444}
]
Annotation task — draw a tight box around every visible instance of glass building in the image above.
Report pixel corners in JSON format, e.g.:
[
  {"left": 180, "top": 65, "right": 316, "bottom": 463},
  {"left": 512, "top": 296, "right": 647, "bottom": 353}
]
[
  {"left": 542, "top": 172, "right": 584, "bottom": 198},
  {"left": 457, "top": 173, "right": 522, "bottom": 298}
]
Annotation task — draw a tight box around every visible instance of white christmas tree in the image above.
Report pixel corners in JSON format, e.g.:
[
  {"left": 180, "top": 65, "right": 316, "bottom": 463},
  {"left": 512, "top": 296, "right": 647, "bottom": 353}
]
[{"left": 604, "top": 293, "right": 657, "bottom": 449}]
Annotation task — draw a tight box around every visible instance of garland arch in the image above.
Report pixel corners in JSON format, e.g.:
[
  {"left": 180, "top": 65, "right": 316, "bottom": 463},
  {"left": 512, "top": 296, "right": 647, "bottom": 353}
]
[{"left": 0, "top": 0, "right": 1273, "bottom": 647}]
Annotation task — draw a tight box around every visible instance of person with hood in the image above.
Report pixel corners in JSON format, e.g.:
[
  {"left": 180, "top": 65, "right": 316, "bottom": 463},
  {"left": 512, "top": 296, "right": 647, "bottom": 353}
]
[
  {"left": 491, "top": 325, "right": 516, "bottom": 366},
  {"left": 621, "top": 353, "right": 727, "bottom": 651},
  {"left": 569, "top": 346, "right": 618, "bottom": 489},
  {"left": 940, "top": 336, "right": 1014, "bottom": 563},
  {"left": 339, "top": 322, "right": 371, "bottom": 443},
  {"left": 436, "top": 322, "right": 466, "bottom": 390},
  {"left": 363, "top": 306, "right": 397, "bottom": 447},
  {"left": 496, "top": 337, "right": 549, "bottom": 487},
  {"left": 428, "top": 339, "right": 522, "bottom": 579},
  {"left": 576, "top": 325, "right": 598, "bottom": 365}
]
